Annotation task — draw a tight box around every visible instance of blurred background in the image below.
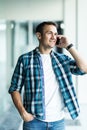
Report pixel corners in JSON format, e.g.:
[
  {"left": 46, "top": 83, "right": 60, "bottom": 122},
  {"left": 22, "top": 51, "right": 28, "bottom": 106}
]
[{"left": 0, "top": 0, "right": 87, "bottom": 130}]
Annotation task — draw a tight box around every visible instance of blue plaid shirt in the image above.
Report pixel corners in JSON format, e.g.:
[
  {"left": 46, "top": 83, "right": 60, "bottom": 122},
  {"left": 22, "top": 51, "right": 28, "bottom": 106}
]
[{"left": 9, "top": 47, "right": 85, "bottom": 120}]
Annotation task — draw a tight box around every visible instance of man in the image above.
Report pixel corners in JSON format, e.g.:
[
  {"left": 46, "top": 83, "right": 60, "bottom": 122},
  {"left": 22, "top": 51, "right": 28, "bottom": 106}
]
[{"left": 8, "top": 21, "right": 87, "bottom": 130}]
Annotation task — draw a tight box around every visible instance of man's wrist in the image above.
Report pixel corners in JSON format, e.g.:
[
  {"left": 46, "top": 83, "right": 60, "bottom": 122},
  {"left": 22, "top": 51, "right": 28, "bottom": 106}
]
[
  {"left": 66, "top": 43, "right": 73, "bottom": 50},
  {"left": 20, "top": 110, "right": 26, "bottom": 118}
]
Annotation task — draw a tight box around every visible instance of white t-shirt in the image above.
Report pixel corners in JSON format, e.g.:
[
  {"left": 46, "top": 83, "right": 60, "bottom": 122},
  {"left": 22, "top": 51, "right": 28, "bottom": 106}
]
[{"left": 40, "top": 54, "right": 65, "bottom": 122}]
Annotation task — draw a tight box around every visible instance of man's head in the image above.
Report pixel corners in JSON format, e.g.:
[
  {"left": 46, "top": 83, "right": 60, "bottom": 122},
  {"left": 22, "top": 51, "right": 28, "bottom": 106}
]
[
  {"left": 36, "top": 21, "right": 58, "bottom": 34},
  {"left": 36, "top": 21, "right": 58, "bottom": 50}
]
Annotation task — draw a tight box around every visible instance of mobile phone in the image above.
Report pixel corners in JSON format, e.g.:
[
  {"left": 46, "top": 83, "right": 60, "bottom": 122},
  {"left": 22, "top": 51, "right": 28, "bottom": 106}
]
[{"left": 56, "top": 37, "right": 60, "bottom": 45}]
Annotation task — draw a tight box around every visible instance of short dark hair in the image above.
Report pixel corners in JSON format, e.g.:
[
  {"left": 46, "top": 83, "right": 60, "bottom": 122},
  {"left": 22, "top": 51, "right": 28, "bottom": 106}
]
[{"left": 36, "top": 21, "right": 58, "bottom": 34}]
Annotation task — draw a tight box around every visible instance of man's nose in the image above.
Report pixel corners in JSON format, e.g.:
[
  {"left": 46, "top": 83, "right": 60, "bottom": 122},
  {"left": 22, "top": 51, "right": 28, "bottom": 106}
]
[{"left": 51, "top": 34, "right": 56, "bottom": 39}]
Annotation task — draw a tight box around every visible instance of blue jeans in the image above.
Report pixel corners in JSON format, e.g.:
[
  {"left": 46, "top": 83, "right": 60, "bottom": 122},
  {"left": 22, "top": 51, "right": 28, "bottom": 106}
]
[{"left": 23, "top": 118, "right": 65, "bottom": 130}]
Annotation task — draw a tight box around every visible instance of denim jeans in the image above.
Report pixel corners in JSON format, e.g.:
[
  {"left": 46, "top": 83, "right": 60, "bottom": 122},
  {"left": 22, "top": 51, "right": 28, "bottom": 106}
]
[{"left": 23, "top": 118, "right": 65, "bottom": 130}]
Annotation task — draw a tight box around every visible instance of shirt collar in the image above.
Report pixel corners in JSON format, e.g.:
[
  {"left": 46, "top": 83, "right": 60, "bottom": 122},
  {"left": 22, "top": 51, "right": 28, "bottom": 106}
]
[{"left": 34, "top": 47, "right": 54, "bottom": 56}]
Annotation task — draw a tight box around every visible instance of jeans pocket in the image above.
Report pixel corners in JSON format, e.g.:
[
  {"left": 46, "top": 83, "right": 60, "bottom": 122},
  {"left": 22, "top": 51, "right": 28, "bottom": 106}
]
[
  {"left": 23, "top": 118, "right": 36, "bottom": 130},
  {"left": 24, "top": 117, "right": 35, "bottom": 123}
]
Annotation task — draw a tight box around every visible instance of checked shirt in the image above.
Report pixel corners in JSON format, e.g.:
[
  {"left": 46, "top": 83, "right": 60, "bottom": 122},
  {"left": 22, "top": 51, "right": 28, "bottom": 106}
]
[{"left": 9, "top": 47, "right": 85, "bottom": 120}]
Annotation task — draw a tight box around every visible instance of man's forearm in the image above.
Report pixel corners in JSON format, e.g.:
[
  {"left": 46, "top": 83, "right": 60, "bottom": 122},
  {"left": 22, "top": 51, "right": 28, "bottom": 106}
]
[
  {"left": 11, "top": 91, "right": 26, "bottom": 116},
  {"left": 67, "top": 46, "right": 87, "bottom": 73},
  {"left": 10, "top": 91, "right": 34, "bottom": 122},
  {"left": 57, "top": 35, "right": 87, "bottom": 73}
]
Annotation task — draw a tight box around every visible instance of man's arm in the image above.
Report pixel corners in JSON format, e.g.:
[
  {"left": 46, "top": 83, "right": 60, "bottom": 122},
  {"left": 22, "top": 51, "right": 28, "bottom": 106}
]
[
  {"left": 11, "top": 91, "right": 34, "bottom": 122},
  {"left": 67, "top": 46, "right": 87, "bottom": 73},
  {"left": 57, "top": 35, "right": 87, "bottom": 73}
]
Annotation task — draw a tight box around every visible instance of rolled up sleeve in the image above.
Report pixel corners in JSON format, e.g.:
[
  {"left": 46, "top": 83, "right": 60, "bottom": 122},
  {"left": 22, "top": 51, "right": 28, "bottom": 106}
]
[
  {"left": 69, "top": 58, "right": 86, "bottom": 75},
  {"left": 8, "top": 56, "right": 25, "bottom": 94}
]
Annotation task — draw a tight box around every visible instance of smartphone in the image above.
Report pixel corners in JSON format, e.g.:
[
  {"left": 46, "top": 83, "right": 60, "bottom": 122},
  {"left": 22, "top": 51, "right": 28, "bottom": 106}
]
[{"left": 56, "top": 37, "right": 60, "bottom": 45}]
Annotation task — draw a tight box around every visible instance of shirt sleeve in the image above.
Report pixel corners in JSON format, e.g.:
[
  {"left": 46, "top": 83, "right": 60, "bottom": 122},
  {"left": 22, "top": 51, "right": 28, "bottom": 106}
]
[
  {"left": 68, "top": 56, "right": 86, "bottom": 75},
  {"left": 8, "top": 56, "right": 25, "bottom": 94}
]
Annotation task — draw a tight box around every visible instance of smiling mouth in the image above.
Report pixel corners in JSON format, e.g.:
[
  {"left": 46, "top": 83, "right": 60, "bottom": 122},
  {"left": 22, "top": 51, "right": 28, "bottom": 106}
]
[{"left": 50, "top": 40, "right": 56, "bottom": 42}]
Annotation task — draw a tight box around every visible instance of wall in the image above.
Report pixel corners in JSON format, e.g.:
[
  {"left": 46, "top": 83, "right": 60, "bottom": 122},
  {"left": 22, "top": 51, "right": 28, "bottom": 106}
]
[
  {"left": 0, "top": 0, "right": 63, "bottom": 20},
  {"left": 78, "top": 0, "right": 87, "bottom": 103}
]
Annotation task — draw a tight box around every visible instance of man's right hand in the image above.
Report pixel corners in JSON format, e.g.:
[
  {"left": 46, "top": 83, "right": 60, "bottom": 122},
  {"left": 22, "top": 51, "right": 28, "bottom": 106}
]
[{"left": 21, "top": 111, "right": 34, "bottom": 122}]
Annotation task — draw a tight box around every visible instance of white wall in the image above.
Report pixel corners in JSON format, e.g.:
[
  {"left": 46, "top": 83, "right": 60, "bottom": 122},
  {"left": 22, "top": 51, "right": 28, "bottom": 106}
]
[
  {"left": 0, "top": 0, "right": 63, "bottom": 21},
  {"left": 78, "top": 0, "right": 87, "bottom": 103},
  {"left": 64, "top": 0, "right": 76, "bottom": 43}
]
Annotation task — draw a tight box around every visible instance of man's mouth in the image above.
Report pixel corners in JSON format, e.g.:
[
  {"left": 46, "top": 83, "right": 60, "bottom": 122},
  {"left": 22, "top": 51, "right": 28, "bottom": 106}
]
[{"left": 50, "top": 40, "right": 56, "bottom": 43}]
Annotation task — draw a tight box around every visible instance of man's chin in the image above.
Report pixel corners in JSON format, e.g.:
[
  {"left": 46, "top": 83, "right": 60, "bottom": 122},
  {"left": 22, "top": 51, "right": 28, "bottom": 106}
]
[
  {"left": 47, "top": 44, "right": 55, "bottom": 49},
  {"left": 50, "top": 45, "right": 55, "bottom": 48}
]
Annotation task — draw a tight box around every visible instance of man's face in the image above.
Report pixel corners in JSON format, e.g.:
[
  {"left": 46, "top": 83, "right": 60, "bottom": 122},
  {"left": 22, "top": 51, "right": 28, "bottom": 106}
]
[{"left": 39, "top": 25, "right": 58, "bottom": 49}]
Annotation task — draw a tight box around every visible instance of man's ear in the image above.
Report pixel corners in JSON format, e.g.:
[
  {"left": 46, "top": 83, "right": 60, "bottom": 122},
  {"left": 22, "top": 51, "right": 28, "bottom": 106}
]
[{"left": 36, "top": 32, "right": 41, "bottom": 40}]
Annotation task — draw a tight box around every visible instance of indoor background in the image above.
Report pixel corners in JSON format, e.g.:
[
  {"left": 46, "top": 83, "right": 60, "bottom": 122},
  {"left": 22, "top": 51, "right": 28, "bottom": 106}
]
[{"left": 0, "top": 0, "right": 87, "bottom": 130}]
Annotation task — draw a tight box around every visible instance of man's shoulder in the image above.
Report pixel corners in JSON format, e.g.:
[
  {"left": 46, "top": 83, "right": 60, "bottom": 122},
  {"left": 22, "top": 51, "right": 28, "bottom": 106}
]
[
  {"left": 19, "top": 49, "right": 35, "bottom": 59},
  {"left": 17, "top": 49, "right": 36, "bottom": 65},
  {"left": 53, "top": 51, "right": 68, "bottom": 59}
]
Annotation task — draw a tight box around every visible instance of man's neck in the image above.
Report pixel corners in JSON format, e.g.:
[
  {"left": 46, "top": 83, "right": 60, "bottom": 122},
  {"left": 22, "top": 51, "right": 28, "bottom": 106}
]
[{"left": 39, "top": 45, "right": 52, "bottom": 54}]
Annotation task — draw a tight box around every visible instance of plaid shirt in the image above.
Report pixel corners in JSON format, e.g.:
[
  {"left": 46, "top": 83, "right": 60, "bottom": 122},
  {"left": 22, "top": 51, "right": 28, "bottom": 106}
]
[{"left": 9, "top": 47, "right": 85, "bottom": 120}]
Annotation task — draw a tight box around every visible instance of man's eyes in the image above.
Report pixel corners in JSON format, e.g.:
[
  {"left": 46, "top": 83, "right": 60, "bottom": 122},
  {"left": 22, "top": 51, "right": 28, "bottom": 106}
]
[
  {"left": 47, "top": 32, "right": 58, "bottom": 35},
  {"left": 46, "top": 31, "right": 52, "bottom": 34}
]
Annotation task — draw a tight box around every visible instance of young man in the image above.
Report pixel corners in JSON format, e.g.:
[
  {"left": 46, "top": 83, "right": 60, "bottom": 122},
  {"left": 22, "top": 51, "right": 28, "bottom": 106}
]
[{"left": 8, "top": 21, "right": 87, "bottom": 130}]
